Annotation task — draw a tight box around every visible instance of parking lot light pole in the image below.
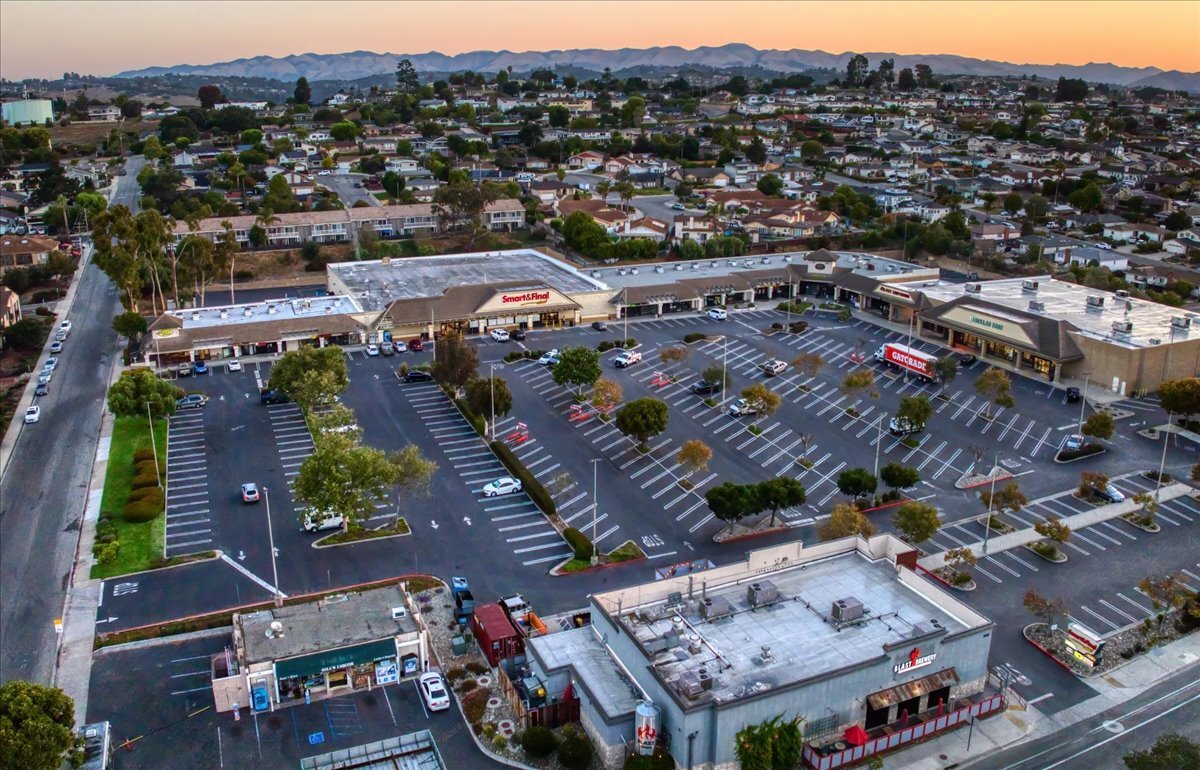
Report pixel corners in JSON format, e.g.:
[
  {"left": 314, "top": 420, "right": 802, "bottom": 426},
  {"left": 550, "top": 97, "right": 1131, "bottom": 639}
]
[
  {"left": 1155, "top": 412, "right": 1172, "bottom": 503},
  {"left": 873, "top": 415, "right": 884, "bottom": 477},
  {"left": 263, "top": 486, "right": 282, "bottom": 607},
  {"left": 721, "top": 336, "right": 728, "bottom": 406},
  {"left": 1077, "top": 373, "right": 1090, "bottom": 432},
  {"left": 489, "top": 363, "right": 496, "bottom": 439},
  {"left": 145, "top": 401, "right": 161, "bottom": 487},
  {"left": 590, "top": 459, "right": 601, "bottom": 565},
  {"left": 982, "top": 453, "right": 998, "bottom": 556}
]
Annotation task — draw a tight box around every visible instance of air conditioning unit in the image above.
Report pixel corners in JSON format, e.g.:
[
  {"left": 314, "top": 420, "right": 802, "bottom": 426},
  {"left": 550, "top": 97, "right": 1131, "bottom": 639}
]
[
  {"left": 390, "top": 606, "right": 407, "bottom": 619},
  {"left": 243, "top": 307, "right": 253, "bottom": 317},
  {"left": 747, "top": 580, "right": 779, "bottom": 607},
  {"left": 1149, "top": 338, "right": 1161, "bottom": 345},
  {"left": 1112, "top": 320, "right": 1133, "bottom": 334},
  {"left": 831, "top": 597, "right": 863, "bottom": 622},
  {"left": 965, "top": 282, "right": 982, "bottom": 294},
  {"left": 700, "top": 596, "right": 732, "bottom": 620},
  {"left": 676, "top": 673, "right": 704, "bottom": 699},
  {"left": 1086, "top": 295, "right": 1105, "bottom": 309},
  {"left": 1021, "top": 279, "right": 1039, "bottom": 292},
  {"left": 1029, "top": 301, "right": 1045, "bottom": 312},
  {"left": 1171, "top": 316, "right": 1192, "bottom": 330},
  {"left": 1115, "top": 289, "right": 1131, "bottom": 299}
]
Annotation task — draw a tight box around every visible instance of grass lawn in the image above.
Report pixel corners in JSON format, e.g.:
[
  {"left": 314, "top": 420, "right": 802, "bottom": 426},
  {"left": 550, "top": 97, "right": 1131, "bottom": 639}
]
[
  {"left": 91, "top": 415, "right": 168, "bottom": 579},
  {"left": 559, "top": 540, "right": 646, "bottom": 573}
]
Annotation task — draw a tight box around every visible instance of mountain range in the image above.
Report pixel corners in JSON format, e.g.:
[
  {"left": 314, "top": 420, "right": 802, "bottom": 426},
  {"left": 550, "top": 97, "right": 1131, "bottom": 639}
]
[{"left": 114, "top": 43, "right": 1199, "bottom": 92}]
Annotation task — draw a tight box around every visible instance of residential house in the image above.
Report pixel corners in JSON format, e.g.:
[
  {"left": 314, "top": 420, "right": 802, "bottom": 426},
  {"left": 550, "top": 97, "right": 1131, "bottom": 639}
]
[
  {"left": 672, "top": 215, "right": 718, "bottom": 244},
  {"left": 482, "top": 199, "right": 526, "bottom": 232},
  {"left": 87, "top": 105, "right": 121, "bottom": 122},
  {"left": 0, "top": 285, "right": 20, "bottom": 341},
  {"left": 568, "top": 150, "right": 605, "bottom": 170},
  {"left": 528, "top": 180, "right": 574, "bottom": 205},
  {"left": 1103, "top": 222, "right": 1168, "bottom": 244},
  {"left": 0, "top": 234, "right": 58, "bottom": 273},
  {"left": 669, "top": 167, "right": 731, "bottom": 188}
]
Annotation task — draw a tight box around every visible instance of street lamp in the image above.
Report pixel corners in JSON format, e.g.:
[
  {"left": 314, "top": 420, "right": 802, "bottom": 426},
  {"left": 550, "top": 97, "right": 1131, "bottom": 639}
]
[
  {"left": 489, "top": 363, "right": 496, "bottom": 439},
  {"left": 1155, "top": 412, "right": 1172, "bottom": 504},
  {"left": 263, "top": 486, "right": 282, "bottom": 607},
  {"left": 720, "top": 336, "right": 729, "bottom": 406},
  {"left": 982, "top": 453, "right": 999, "bottom": 555},
  {"left": 1076, "top": 372, "right": 1091, "bottom": 434},
  {"left": 145, "top": 402, "right": 161, "bottom": 486},
  {"left": 873, "top": 414, "right": 885, "bottom": 477},
  {"left": 590, "top": 458, "right": 602, "bottom": 565}
]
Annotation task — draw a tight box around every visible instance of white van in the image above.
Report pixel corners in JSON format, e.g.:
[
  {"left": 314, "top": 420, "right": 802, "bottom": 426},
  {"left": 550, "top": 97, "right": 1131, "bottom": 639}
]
[
  {"left": 302, "top": 510, "right": 345, "bottom": 532},
  {"left": 707, "top": 307, "right": 728, "bottom": 321}
]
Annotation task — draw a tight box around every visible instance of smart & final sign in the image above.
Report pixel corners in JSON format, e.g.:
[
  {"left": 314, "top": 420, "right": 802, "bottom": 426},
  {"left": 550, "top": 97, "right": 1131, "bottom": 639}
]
[
  {"left": 502, "top": 291, "right": 551, "bottom": 306},
  {"left": 893, "top": 647, "right": 936, "bottom": 675}
]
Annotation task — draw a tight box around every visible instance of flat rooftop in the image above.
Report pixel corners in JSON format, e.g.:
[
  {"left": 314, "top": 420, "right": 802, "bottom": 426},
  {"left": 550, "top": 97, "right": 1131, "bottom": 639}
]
[
  {"left": 528, "top": 626, "right": 640, "bottom": 720},
  {"left": 239, "top": 585, "right": 417, "bottom": 665},
  {"left": 163, "top": 295, "right": 363, "bottom": 330},
  {"left": 328, "top": 249, "right": 611, "bottom": 312},
  {"left": 616, "top": 550, "right": 976, "bottom": 706},
  {"left": 593, "top": 250, "right": 932, "bottom": 291},
  {"left": 901, "top": 276, "right": 1197, "bottom": 349}
]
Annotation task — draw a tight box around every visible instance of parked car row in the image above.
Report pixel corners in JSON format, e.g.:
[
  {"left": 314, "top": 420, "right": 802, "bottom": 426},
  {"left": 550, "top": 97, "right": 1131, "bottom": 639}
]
[{"left": 367, "top": 339, "right": 425, "bottom": 356}]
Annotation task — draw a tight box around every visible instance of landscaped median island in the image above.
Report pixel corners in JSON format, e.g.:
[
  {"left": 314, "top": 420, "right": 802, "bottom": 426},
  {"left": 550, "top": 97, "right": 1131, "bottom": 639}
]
[
  {"left": 314, "top": 516, "right": 411, "bottom": 547},
  {"left": 555, "top": 539, "right": 647, "bottom": 574}
]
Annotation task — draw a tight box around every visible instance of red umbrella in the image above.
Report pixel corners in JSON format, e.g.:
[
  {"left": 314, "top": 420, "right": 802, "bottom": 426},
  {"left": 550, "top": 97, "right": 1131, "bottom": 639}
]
[{"left": 843, "top": 725, "right": 870, "bottom": 746}]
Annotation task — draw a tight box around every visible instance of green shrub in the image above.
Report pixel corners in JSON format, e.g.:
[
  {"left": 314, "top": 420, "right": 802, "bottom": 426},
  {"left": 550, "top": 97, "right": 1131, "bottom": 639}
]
[
  {"left": 454, "top": 398, "right": 486, "bottom": 437},
  {"left": 95, "top": 541, "right": 121, "bottom": 565},
  {"left": 563, "top": 527, "right": 594, "bottom": 560},
  {"left": 625, "top": 338, "right": 636, "bottom": 348},
  {"left": 134, "top": 460, "right": 160, "bottom": 478},
  {"left": 557, "top": 724, "right": 593, "bottom": 770},
  {"left": 130, "top": 472, "right": 161, "bottom": 489},
  {"left": 770, "top": 322, "right": 783, "bottom": 331},
  {"left": 789, "top": 321, "right": 809, "bottom": 334},
  {"left": 521, "top": 726, "right": 558, "bottom": 758},
  {"left": 128, "top": 487, "right": 164, "bottom": 507},
  {"left": 445, "top": 667, "right": 466, "bottom": 682},
  {"left": 464, "top": 661, "right": 488, "bottom": 675},
  {"left": 490, "top": 440, "right": 556, "bottom": 517},
  {"left": 458, "top": 677, "right": 477, "bottom": 693},
  {"left": 461, "top": 688, "right": 489, "bottom": 726},
  {"left": 682, "top": 332, "right": 707, "bottom": 344},
  {"left": 598, "top": 340, "right": 615, "bottom": 352},
  {"left": 133, "top": 448, "right": 156, "bottom": 463},
  {"left": 123, "top": 499, "right": 163, "bottom": 523}
]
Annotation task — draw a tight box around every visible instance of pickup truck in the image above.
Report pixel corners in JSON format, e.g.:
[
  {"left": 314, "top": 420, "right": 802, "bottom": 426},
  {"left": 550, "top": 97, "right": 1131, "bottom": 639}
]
[
  {"left": 260, "top": 388, "right": 291, "bottom": 405},
  {"left": 614, "top": 350, "right": 642, "bottom": 368},
  {"left": 728, "top": 398, "right": 759, "bottom": 417},
  {"left": 452, "top": 577, "right": 475, "bottom": 622}
]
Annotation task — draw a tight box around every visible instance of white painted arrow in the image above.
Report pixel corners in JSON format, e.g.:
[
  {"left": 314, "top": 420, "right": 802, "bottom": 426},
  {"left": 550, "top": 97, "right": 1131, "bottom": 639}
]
[
  {"left": 430, "top": 520, "right": 439, "bottom": 530},
  {"left": 463, "top": 516, "right": 472, "bottom": 526}
]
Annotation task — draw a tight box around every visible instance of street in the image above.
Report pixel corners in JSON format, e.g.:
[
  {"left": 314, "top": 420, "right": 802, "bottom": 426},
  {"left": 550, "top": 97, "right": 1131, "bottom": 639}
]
[
  {"left": 316, "top": 172, "right": 379, "bottom": 207},
  {"left": 0, "top": 154, "right": 143, "bottom": 684}
]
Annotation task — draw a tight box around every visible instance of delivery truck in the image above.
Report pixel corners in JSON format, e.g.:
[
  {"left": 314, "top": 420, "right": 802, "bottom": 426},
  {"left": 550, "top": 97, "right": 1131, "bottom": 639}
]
[{"left": 874, "top": 343, "right": 939, "bottom": 381}]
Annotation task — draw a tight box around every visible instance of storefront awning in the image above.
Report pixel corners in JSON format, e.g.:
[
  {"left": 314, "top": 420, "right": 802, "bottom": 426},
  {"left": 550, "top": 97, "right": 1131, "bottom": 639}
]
[
  {"left": 274, "top": 638, "right": 397, "bottom": 680},
  {"left": 867, "top": 668, "right": 959, "bottom": 711}
]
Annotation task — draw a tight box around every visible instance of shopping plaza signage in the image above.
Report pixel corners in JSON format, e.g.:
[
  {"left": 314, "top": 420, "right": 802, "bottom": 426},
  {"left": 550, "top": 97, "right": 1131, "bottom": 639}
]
[
  {"left": 502, "top": 290, "right": 552, "bottom": 306},
  {"left": 942, "top": 306, "right": 1034, "bottom": 346},
  {"left": 893, "top": 647, "right": 936, "bottom": 675}
]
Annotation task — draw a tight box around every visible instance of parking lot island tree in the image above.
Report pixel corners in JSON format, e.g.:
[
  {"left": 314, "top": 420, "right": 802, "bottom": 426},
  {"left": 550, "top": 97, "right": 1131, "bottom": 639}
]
[
  {"left": 896, "top": 395, "right": 934, "bottom": 430},
  {"left": 1137, "top": 572, "right": 1196, "bottom": 632},
  {"left": 934, "top": 357, "right": 958, "bottom": 397},
  {"left": 739, "top": 382, "right": 782, "bottom": 423},
  {"left": 941, "top": 547, "right": 979, "bottom": 586},
  {"left": 1023, "top": 589, "right": 1068, "bottom": 627},
  {"left": 552, "top": 346, "right": 602, "bottom": 395},
  {"left": 893, "top": 501, "right": 941, "bottom": 545},
  {"left": 840, "top": 369, "right": 878, "bottom": 403},
  {"left": 755, "top": 476, "right": 806, "bottom": 527},
  {"left": 1033, "top": 514, "right": 1072, "bottom": 558},
  {"left": 590, "top": 378, "right": 623, "bottom": 412},
  {"left": 465, "top": 375, "right": 513, "bottom": 431},
  {"left": 676, "top": 439, "right": 713, "bottom": 478},
  {"left": 0, "top": 680, "right": 80, "bottom": 770},
  {"left": 819, "top": 502, "right": 876, "bottom": 541},
  {"left": 836, "top": 467, "right": 878, "bottom": 500},
  {"left": 268, "top": 345, "right": 350, "bottom": 413},
  {"left": 1081, "top": 411, "right": 1115, "bottom": 442},
  {"left": 705, "top": 482, "right": 761, "bottom": 528},
  {"left": 292, "top": 433, "right": 403, "bottom": 532},
  {"left": 980, "top": 481, "right": 1028, "bottom": 520},
  {"left": 791, "top": 352, "right": 824, "bottom": 382},
  {"left": 311, "top": 404, "right": 361, "bottom": 442},
  {"left": 388, "top": 444, "right": 439, "bottom": 500},
  {"left": 659, "top": 346, "right": 690, "bottom": 365},
  {"left": 432, "top": 333, "right": 480, "bottom": 392},
  {"left": 701, "top": 364, "right": 731, "bottom": 390},
  {"left": 880, "top": 462, "right": 920, "bottom": 495},
  {"left": 106, "top": 369, "right": 182, "bottom": 418},
  {"left": 614, "top": 397, "right": 669, "bottom": 452},
  {"left": 975, "top": 368, "right": 1015, "bottom": 419},
  {"left": 1158, "top": 377, "right": 1200, "bottom": 426},
  {"left": 1078, "top": 470, "right": 1110, "bottom": 500}
]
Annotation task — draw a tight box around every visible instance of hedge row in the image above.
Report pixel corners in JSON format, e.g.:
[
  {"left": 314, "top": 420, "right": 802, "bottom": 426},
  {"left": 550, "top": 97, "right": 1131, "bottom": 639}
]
[
  {"left": 597, "top": 338, "right": 636, "bottom": 352},
  {"left": 682, "top": 332, "right": 707, "bottom": 344},
  {"left": 490, "top": 440, "right": 556, "bottom": 518},
  {"left": 454, "top": 397, "right": 486, "bottom": 437},
  {"left": 563, "top": 527, "right": 594, "bottom": 560}
]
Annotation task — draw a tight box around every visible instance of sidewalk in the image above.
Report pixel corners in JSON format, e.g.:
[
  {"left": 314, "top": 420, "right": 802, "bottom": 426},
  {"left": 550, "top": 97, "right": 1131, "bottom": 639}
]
[
  {"left": 918, "top": 481, "right": 1195, "bottom": 571},
  {"left": 897, "top": 631, "right": 1200, "bottom": 769}
]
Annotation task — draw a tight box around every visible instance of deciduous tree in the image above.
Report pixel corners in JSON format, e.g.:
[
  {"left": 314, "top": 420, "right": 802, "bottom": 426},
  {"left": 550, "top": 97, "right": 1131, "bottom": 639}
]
[
  {"left": 465, "top": 375, "right": 513, "bottom": 432},
  {"left": 880, "top": 462, "right": 920, "bottom": 491},
  {"left": 1023, "top": 589, "right": 1067, "bottom": 626},
  {"left": 893, "top": 501, "right": 941, "bottom": 544},
  {"left": 106, "top": 369, "right": 182, "bottom": 418},
  {"left": 837, "top": 468, "right": 877, "bottom": 499},
  {"left": 755, "top": 477, "right": 806, "bottom": 527},
  {"left": 0, "top": 680, "right": 79, "bottom": 770},
  {"left": 1158, "top": 377, "right": 1200, "bottom": 421},
  {"left": 294, "top": 434, "right": 402, "bottom": 531},
  {"left": 1081, "top": 412, "right": 1114, "bottom": 441},
  {"left": 676, "top": 439, "right": 712, "bottom": 477},
  {"left": 591, "top": 378, "right": 622, "bottom": 412},
  {"left": 552, "top": 346, "right": 602, "bottom": 395},
  {"left": 792, "top": 352, "right": 824, "bottom": 380},
  {"left": 896, "top": 395, "right": 933, "bottom": 430},
  {"left": 111, "top": 311, "right": 147, "bottom": 343},
  {"left": 614, "top": 397, "right": 669, "bottom": 451},
  {"left": 705, "top": 482, "right": 758, "bottom": 526},
  {"left": 739, "top": 382, "right": 782, "bottom": 420},
  {"left": 975, "top": 368, "right": 1015, "bottom": 418},
  {"left": 431, "top": 334, "right": 479, "bottom": 391},
  {"left": 819, "top": 502, "right": 876, "bottom": 541},
  {"left": 267, "top": 346, "right": 350, "bottom": 414}
]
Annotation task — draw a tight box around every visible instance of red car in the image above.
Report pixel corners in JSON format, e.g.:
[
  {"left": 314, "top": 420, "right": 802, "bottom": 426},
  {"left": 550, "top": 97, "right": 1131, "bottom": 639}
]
[{"left": 407, "top": 338, "right": 424, "bottom": 352}]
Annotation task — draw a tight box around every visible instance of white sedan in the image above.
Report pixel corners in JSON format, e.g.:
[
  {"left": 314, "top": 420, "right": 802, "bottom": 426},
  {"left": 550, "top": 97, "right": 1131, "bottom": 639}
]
[
  {"left": 365, "top": 344, "right": 380, "bottom": 357},
  {"left": 482, "top": 477, "right": 523, "bottom": 497},
  {"left": 24, "top": 406, "right": 40, "bottom": 424},
  {"left": 418, "top": 672, "right": 451, "bottom": 712},
  {"left": 227, "top": 359, "right": 243, "bottom": 372},
  {"left": 489, "top": 328, "right": 510, "bottom": 342}
]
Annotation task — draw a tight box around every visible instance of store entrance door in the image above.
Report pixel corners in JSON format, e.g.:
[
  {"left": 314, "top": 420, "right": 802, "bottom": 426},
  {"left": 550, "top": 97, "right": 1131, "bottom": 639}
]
[
  {"left": 865, "top": 701, "right": 889, "bottom": 730},
  {"left": 897, "top": 695, "right": 920, "bottom": 722}
]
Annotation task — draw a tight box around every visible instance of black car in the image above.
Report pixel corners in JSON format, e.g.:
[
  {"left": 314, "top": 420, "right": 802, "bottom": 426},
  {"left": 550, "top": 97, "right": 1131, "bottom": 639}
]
[
  {"left": 403, "top": 370, "right": 434, "bottom": 383},
  {"left": 591, "top": 321, "right": 609, "bottom": 332},
  {"left": 260, "top": 388, "right": 291, "bottom": 405},
  {"left": 1065, "top": 387, "right": 1081, "bottom": 403},
  {"left": 689, "top": 380, "right": 723, "bottom": 396},
  {"left": 958, "top": 354, "right": 978, "bottom": 367},
  {"left": 511, "top": 329, "right": 527, "bottom": 341}
]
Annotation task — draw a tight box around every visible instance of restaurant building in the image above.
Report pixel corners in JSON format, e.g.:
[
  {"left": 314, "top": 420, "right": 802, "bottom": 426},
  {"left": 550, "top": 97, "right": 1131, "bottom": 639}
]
[
  {"left": 522, "top": 537, "right": 999, "bottom": 770},
  {"left": 874, "top": 276, "right": 1199, "bottom": 394},
  {"left": 210, "top": 584, "right": 430, "bottom": 714}
]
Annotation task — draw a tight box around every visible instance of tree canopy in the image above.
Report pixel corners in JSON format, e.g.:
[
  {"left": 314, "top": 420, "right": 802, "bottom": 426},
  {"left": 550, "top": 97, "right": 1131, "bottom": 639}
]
[
  {"left": 0, "top": 680, "right": 79, "bottom": 770},
  {"left": 106, "top": 369, "right": 182, "bottom": 418},
  {"left": 267, "top": 346, "right": 349, "bottom": 413},
  {"left": 614, "top": 398, "right": 669, "bottom": 450},
  {"left": 552, "top": 346, "right": 602, "bottom": 395}
]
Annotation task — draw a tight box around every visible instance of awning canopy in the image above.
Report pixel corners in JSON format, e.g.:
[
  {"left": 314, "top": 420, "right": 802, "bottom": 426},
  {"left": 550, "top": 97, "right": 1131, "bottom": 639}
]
[
  {"left": 273, "top": 638, "right": 397, "bottom": 681},
  {"left": 867, "top": 668, "right": 959, "bottom": 711}
]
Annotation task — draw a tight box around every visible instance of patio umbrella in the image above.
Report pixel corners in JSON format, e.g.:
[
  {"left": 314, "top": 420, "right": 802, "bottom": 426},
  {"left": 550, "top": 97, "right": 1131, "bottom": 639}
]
[{"left": 844, "top": 725, "right": 870, "bottom": 746}]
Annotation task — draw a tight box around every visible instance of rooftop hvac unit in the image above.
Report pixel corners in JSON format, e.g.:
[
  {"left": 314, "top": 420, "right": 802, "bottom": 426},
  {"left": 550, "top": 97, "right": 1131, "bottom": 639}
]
[
  {"left": 1029, "top": 300, "right": 1045, "bottom": 312},
  {"left": 1022, "top": 279, "right": 1039, "bottom": 292},
  {"left": 700, "top": 595, "right": 732, "bottom": 620},
  {"left": 747, "top": 580, "right": 779, "bottom": 607},
  {"left": 831, "top": 597, "right": 864, "bottom": 622},
  {"left": 267, "top": 304, "right": 277, "bottom": 314},
  {"left": 220, "top": 310, "right": 228, "bottom": 319},
  {"left": 697, "top": 668, "right": 714, "bottom": 690},
  {"left": 191, "top": 313, "right": 200, "bottom": 321},
  {"left": 1114, "top": 289, "right": 1131, "bottom": 299},
  {"left": 688, "top": 634, "right": 702, "bottom": 654},
  {"left": 325, "top": 306, "right": 333, "bottom": 313},
  {"left": 965, "top": 282, "right": 982, "bottom": 294},
  {"left": 1112, "top": 320, "right": 1133, "bottom": 334},
  {"left": 1149, "top": 338, "right": 1161, "bottom": 345},
  {"left": 1171, "top": 316, "right": 1192, "bottom": 330},
  {"left": 644, "top": 630, "right": 679, "bottom": 655},
  {"left": 676, "top": 673, "right": 704, "bottom": 699},
  {"left": 243, "top": 307, "right": 253, "bottom": 316},
  {"left": 1086, "top": 295, "right": 1105, "bottom": 309},
  {"left": 390, "top": 606, "right": 407, "bottom": 619}
]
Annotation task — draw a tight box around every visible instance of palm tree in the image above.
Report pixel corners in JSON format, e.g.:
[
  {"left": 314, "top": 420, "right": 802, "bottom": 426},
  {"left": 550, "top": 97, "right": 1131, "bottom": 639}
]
[
  {"left": 228, "top": 162, "right": 248, "bottom": 211},
  {"left": 595, "top": 180, "right": 612, "bottom": 207},
  {"left": 615, "top": 181, "right": 635, "bottom": 213},
  {"left": 1051, "top": 159, "right": 1068, "bottom": 205}
]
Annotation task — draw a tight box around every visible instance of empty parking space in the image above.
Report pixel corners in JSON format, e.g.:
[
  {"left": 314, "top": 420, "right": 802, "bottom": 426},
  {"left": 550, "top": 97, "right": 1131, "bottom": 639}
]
[{"left": 165, "top": 410, "right": 214, "bottom": 556}]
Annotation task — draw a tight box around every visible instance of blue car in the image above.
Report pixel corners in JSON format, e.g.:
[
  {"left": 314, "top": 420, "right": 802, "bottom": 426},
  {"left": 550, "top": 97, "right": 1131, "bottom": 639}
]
[{"left": 194, "top": 360, "right": 208, "bottom": 374}]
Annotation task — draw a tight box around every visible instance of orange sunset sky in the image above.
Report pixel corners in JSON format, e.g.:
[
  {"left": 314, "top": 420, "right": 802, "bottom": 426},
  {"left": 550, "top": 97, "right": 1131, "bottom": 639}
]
[{"left": 1, "top": 0, "right": 1198, "bottom": 80}]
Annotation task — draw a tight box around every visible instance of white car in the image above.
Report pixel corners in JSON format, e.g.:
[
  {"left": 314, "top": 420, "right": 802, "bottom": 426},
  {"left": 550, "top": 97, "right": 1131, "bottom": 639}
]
[
  {"left": 227, "top": 359, "right": 243, "bottom": 372},
  {"left": 365, "top": 344, "right": 380, "bottom": 357},
  {"left": 483, "top": 477, "right": 523, "bottom": 497},
  {"left": 728, "top": 398, "right": 759, "bottom": 418},
  {"left": 760, "top": 359, "right": 787, "bottom": 376},
  {"left": 707, "top": 307, "right": 728, "bottom": 321},
  {"left": 302, "top": 510, "right": 345, "bottom": 532},
  {"left": 490, "top": 328, "right": 510, "bottom": 342},
  {"left": 59, "top": 320, "right": 72, "bottom": 334},
  {"left": 24, "top": 406, "right": 40, "bottom": 424},
  {"left": 44, "top": 357, "right": 59, "bottom": 371},
  {"left": 418, "top": 672, "right": 451, "bottom": 712},
  {"left": 37, "top": 371, "right": 52, "bottom": 385},
  {"left": 538, "top": 349, "right": 560, "bottom": 366},
  {"left": 614, "top": 350, "right": 642, "bottom": 368},
  {"left": 49, "top": 341, "right": 63, "bottom": 354},
  {"left": 317, "top": 169, "right": 332, "bottom": 176}
]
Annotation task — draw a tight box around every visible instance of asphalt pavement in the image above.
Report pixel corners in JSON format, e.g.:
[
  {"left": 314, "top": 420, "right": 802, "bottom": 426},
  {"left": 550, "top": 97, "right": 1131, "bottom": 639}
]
[
  {"left": 0, "top": 156, "right": 142, "bottom": 685},
  {"left": 316, "top": 173, "right": 379, "bottom": 207}
]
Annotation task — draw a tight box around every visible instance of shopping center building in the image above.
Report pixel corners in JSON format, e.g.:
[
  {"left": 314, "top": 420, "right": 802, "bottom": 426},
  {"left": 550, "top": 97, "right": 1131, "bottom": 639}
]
[
  {"left": 522, "top": 537, "right": 999, "bottom": 770},
  {"left": 210, "top": 584, "right": 430, "bottom": 714}
]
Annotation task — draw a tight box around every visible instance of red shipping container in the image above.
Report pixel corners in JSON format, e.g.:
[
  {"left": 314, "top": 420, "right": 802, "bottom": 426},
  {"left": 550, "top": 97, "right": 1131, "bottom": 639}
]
[{"left": 472, "top": 603, "right": 525, "bottom": 666}]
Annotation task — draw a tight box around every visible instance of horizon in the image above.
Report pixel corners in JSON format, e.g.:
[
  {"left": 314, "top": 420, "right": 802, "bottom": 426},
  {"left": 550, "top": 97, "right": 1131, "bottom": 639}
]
[{"left": 1, "top": 0, "right": 1198, "bottom": 80}]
